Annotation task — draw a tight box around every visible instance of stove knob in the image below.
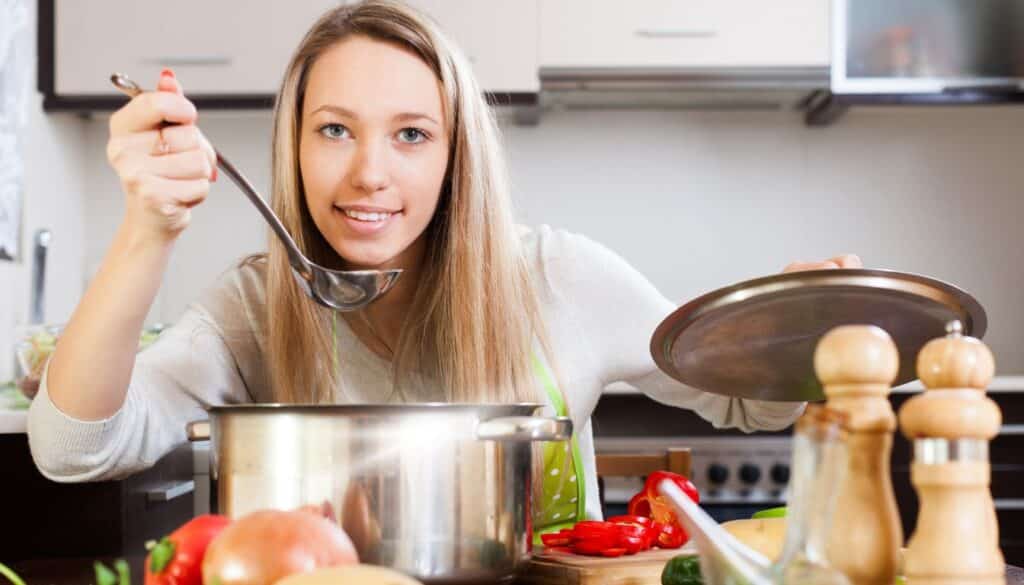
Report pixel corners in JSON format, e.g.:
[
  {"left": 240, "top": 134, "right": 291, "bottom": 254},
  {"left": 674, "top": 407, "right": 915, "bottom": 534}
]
[
  {"left": 707, "top": 463, "right": 729, "bottom": 485},
  {"left": 738, "top": 463, "right": 761, "bottom": 485},
  {"left": 770, "top": 463, "right": 790, "bottom": 485}
]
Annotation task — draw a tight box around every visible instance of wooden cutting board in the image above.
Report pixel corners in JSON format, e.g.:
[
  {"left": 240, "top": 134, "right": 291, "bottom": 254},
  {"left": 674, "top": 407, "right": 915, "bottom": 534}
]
[{"left": 518, "top": 545, "right": 697, "bottom": 585}]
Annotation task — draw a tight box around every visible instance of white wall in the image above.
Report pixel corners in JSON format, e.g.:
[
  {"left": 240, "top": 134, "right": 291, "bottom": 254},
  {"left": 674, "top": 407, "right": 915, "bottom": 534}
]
[
  {"left": 0, "top": 0, "right": 88, "bottom": 383},
  {"left": 77, "top": 104, "right": 1024, "bottom": 373}
]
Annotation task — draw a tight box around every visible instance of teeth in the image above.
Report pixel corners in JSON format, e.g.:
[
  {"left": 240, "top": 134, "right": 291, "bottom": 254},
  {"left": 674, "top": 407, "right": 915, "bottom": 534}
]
[{"left": 343, "top": 209, "right": 393, "bottom": 222}]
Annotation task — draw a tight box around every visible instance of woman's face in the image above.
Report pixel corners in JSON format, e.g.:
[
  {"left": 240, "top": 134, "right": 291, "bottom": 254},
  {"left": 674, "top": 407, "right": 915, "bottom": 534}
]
[{"left": 300, "top": 35, "right": 449, "bottom": 270}]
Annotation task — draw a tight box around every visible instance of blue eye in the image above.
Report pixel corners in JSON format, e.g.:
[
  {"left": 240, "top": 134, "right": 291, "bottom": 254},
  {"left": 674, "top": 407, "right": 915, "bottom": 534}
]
[
  {"left": 318, "top": 123, "right": 350, "bottom": 140},
  {"left": 397, "top": 128, "right": 428, "bottom": 144}
]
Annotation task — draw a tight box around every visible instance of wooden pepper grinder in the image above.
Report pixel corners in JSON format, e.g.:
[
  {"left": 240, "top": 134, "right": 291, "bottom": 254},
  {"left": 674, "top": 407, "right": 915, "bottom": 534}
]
[
  {"left": 899, "top": 320, "right": 1004, "bottom": 585},
  {"left": 814, "top": 325, "right": 903, "bottom": 585}
]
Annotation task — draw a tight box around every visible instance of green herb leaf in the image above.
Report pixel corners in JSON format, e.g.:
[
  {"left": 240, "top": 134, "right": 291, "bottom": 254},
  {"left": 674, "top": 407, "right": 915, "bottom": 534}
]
[
  {"left": 149, "top": 537, "right": 176, "bottom": 574},
  {"left": 114, "top": 560, "right": 130, "bottom": 585},
  {"left": 94, "top": 562, "right": 117, "bottom": 585}
]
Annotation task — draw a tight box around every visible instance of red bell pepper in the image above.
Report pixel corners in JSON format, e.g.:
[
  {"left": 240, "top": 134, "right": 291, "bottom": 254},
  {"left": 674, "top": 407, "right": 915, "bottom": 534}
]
[{"left": 655, "top": 521, "right": 687, "bottom": 549}]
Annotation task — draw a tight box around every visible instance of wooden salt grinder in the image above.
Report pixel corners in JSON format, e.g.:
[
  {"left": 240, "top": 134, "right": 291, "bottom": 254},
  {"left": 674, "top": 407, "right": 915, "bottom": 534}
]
[
  {"left": 815, "top": 325, "right": 903, "bottom": 585},
  {"left": 899, "top": 321, "right": 1004, "bottom": 585}
]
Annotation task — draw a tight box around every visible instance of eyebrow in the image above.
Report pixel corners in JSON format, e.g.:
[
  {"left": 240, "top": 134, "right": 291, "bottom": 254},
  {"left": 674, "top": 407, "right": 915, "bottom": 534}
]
[{"left": 310, "top": 104, "right": 441, "bottom": 127}]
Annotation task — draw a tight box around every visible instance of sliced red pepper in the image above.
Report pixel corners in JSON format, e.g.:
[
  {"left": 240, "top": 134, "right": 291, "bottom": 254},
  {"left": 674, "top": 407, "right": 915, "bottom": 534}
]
[
  {"left": 542, "top": 516, "right": 678, "bottom": 557},
  {"left": 541, "top": 532, "right": 574, "bottom": 547},
  {"left": 619, "top": 535, "right": 646, "bottom": 554},
  {"left": 573, "top": 537, "right": 620, "bottom": 555},
  {"left": 655, "top": 521, "right": 687, "bottom": 549},
  {"left": 645, "top": 471, "right": 700, "bottom": 504},
  {"left": 627, "top": 492, "right": 652, "bottom": 517},
  {"left": 623, "top": 470, "right": 699, "bottom": 549},
  {"left": 570, "top": 521, "right": 620, "bottom": 542},
  {"left": 608, "top": 516, "right": 655, "bottom": 550},
  {"left": 607, "top": 515, "right": 653, "bottom": 527}
]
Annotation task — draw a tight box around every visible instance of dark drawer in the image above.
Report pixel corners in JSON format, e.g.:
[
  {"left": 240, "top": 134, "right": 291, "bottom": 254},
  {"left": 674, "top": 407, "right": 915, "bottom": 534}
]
[{"left": 1, "top": 434, "right": 195, "bottom": 561}]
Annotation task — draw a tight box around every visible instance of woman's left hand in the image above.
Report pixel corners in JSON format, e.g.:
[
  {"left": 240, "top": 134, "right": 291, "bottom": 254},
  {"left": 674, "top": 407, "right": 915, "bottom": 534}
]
[{"left": 782, "top": 254, "right": 862, "bottom": 273}]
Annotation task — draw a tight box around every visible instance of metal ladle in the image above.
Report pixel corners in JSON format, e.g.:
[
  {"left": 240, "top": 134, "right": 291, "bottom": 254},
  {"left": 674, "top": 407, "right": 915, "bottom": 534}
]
[{"left": 109, "top": 73, "right": 401, "bottom": 311}]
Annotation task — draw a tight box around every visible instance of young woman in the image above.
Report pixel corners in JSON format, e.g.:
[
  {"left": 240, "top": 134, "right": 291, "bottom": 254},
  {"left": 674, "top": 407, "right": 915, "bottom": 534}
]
[{"left": 27, "top": 0, "right": 859, "bottom": 534}]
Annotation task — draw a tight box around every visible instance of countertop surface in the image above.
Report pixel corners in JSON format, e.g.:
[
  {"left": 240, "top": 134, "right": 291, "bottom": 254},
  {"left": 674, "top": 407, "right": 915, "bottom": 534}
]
[{"left": 0, "top": 386, "right": 30, "bottom": 434}]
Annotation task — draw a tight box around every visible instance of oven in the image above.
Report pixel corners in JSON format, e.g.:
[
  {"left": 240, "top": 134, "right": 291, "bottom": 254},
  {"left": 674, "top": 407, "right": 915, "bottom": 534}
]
[
  {"left": 597, "top": 435, "right": 791, "bottom": 522},
  {"left": 593, "top": 391, "right": 790, "bottom": 523}
]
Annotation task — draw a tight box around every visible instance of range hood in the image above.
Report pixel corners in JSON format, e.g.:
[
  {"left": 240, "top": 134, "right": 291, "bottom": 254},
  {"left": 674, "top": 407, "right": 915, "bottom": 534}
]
[{"left": 539, "top": 66, "right": 829, "bottom": 111}]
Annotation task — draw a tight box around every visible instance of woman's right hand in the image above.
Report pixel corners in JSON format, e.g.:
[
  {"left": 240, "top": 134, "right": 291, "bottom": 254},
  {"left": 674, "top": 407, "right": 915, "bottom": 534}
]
[{"left": 106, "top": 69, "right": 217, "bottom": 242}]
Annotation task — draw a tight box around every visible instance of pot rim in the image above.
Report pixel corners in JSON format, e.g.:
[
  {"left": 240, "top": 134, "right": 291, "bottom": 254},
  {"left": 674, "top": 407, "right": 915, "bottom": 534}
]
[{"left": 202, "top": 402, "right": 545, "bottom": 416}]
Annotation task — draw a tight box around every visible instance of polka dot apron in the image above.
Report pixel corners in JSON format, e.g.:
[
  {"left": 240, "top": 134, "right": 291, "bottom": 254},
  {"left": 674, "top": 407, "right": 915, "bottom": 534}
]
[{"left": 531, "top": 357, "right": 587, "bottom": 545}]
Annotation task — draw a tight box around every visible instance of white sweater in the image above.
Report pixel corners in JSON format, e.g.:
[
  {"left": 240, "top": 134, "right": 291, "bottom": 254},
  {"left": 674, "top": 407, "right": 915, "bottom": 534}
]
[{"left": 27, "top": 225, "right": 803, "bottom": 520}]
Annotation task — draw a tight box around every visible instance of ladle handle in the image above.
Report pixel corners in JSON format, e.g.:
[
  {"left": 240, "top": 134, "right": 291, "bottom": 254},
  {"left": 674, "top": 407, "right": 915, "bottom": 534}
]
[{"left": 108, "top": 73, "right": 315, "bottom": 281}]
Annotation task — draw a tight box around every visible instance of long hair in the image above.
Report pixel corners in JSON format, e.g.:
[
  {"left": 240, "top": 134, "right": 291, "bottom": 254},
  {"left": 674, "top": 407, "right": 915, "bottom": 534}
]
[{"left": 264, "top": 0, "right": 556, "bottom": 407}]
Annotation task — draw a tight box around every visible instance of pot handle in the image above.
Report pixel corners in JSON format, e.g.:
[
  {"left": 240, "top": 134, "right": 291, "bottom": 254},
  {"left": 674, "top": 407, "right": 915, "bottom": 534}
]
[
  {"left": 186, "top": 420, "right": 211, "bottom": 441},
  {"left": 476, "top": 416, "right": 573, "bottom": 442}
]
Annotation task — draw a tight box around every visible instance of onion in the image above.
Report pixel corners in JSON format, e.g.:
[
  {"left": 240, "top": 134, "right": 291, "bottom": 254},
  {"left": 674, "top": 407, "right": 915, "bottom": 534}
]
[{"left": 202, "top": 509, "right": 358, "bottom": 585}]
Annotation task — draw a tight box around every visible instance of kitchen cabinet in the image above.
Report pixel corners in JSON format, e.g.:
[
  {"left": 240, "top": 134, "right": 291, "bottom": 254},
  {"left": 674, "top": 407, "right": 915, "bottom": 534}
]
[
  {"left": 400, "top": 0, "right": 540, "bottom": 93},
  {"left": 1, "top": 434, "right": 195, "bottom": 562},
  {"left": 40, "top": 0, "right": 537, "bottom": 111},
  {"left": 540, "top": 0, "right": 829, "bottom": 69},
  {"left": 46, "top": 0, "right": 337, "bottom": 105}
]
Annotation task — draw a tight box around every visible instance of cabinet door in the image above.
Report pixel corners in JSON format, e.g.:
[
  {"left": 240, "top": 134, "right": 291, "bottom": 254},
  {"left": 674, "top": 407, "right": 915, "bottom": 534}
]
[
  {"left": 403, "top": 0, "right": 540, "bottom": 92},
  {"left": 540, "top": 0, "right": 829, "bottom": 69},
  {"left": 55, "top": 1, "right": 340, "bottom": 95}
]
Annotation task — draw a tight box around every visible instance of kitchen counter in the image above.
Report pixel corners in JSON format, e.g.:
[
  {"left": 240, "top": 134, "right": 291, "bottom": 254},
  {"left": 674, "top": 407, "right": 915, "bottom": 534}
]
[
  {"left": 6, "top": 376, "right": 1024, "bottom": 433},
  {"left": 8, "top": 559, "right": 1024, "bottom": 585},
  {"left": 603, "top": 375, "right": 1024, "bottom": 395},
  {"left": 0, "top": 386, "right": 29, "bottom": 433}
]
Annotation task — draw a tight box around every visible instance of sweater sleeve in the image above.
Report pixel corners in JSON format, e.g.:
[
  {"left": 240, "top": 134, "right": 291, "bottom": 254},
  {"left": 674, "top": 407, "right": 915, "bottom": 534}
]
[
  {"left": 552, "top": 228, "right": 804, "bottom": 433},
  {"left": 26, "top": 270, "right": 258, "bottom": 482}
]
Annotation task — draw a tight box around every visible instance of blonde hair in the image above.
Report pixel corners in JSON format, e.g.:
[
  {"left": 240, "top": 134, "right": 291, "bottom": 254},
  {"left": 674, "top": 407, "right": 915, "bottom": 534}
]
[{"left": 264, "top": 0, "right": 555, "bottom": 407}]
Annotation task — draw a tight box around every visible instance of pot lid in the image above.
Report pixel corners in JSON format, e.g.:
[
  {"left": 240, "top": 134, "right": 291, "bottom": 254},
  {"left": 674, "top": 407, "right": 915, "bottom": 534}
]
[{"left": 650, "top": 268, "right": 986, "bottom": 402}]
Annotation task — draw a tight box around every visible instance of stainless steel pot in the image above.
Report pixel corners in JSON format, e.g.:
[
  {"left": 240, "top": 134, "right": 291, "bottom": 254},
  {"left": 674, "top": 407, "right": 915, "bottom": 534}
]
[{"left": 186, "top": 403, "right": 571, "bottom": 583}]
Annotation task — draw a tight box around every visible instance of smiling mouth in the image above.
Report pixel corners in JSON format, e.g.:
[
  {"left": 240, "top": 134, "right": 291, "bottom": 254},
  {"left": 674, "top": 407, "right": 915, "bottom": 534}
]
[{"left": 335, "top": 206, "right": 401, "bottom": 222}]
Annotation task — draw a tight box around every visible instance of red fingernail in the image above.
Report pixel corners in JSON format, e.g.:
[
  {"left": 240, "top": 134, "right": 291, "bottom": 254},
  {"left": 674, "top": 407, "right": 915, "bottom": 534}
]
[
  {"left": 160, "top": 68, "right": 175, "bottom": 79},
  {"left": 211, "top": 166, "right": 218, "bottom": 182}
]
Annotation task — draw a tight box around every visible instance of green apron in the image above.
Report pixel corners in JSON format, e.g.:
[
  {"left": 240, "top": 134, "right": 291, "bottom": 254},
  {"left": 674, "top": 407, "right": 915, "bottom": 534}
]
[{"left": 531, "top": 356, "right": 587, "bottom": 545}]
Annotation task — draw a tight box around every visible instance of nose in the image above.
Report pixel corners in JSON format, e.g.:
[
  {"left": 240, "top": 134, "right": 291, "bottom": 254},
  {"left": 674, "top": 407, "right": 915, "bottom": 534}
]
[{"left": 349, "top": 138, "right": 390, "bottom": 193}]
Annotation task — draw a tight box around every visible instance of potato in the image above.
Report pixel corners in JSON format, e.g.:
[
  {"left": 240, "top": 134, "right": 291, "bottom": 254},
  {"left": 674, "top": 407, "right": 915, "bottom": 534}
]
[
  {"left": 272, "top": 565, "right": 423, "bottom": 585},
  {"left": 721, "top": 517, "right": 787, "bottom": 561}
]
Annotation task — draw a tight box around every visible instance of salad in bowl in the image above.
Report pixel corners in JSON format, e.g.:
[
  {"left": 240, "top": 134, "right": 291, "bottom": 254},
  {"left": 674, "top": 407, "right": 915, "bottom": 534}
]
[{"left": 13, "top": 323, "right": 165, "bottom": 401}]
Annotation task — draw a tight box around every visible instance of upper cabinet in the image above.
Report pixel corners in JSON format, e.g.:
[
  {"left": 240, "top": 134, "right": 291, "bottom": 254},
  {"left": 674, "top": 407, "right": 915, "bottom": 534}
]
[
  {"left": 41, "top": 0, "right": 538, "bottom": 111},
  {"left": 540, "top": 0, "right": 829, "bottom": 69},
  {"left": 42, "top": 0, "right": 828, "bottom": 112},
  {"left": 402, "top": 0, "right": 540, "bottom": 93},
  {"left": 49, "top": 0, "right": 337, "bottom": 101}
]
